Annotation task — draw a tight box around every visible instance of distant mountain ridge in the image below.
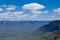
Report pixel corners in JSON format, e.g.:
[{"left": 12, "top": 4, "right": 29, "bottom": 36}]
[
  {"left": 39, "top": 20, "right": 60, "bottom": 32},
  {"left": 0, "top": 21, "right": 49, "bottom": 25},
  {"left": 0, "top": 21, "right": 49, "bottom": 38}
]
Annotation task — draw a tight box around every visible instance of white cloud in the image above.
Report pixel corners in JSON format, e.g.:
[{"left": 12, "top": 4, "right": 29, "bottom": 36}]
[
  {"left": 51, "top": 14, "right": 56, "bottom": 18},
  {"left": 51, "top": 8, "right": 60, "bottom": 18},
  {"left": 0, "top": 11, "right": 22, "bottom": 21},
  {"left": 0, "top": 11, "right": 39, "bottom": 21},
  {"left": 22, "top": 3, "right": 48, "bottom": 15},
  {"left": 53, "top": 8, "right": 60, "bottom": 14},
  {"left": 0, "top": 5, "right": 16, "bottom": 11},
  {"left": 6, "top": 5, "right": 16, "bottom": 11},
  {"left": 31, "top": 10, "right": 48, "bottom": 14},
  {"left": 0, "top": 8, "right": 3, "bottom": 12},
  {"left": 30, "top": 14, "right": 38, "bottom": 18},
  {"left": 22, "top": 3, "right": 45, "bottom": 10},
  {"left": 44, "top": 11, "right": 48, "bottom": 14},
  {"left": 13, "top": 11, "right": 23, "bottom": 15},
  {"left": 0, "top": 3, "right": 49, "bottom": 21},
  {"left": 0, "top": 12, "right": 12, "bottom": 18},
  {"left": 31, "top": 10, "right": 43, "bottom": 14}
]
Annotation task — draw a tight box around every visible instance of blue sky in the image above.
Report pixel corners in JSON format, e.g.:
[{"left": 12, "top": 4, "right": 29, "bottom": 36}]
[{"left": 0, "top": 0, "right": 60, "bottom": 21}]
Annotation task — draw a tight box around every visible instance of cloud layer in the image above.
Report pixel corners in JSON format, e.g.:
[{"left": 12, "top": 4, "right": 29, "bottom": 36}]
[
  {"left": 6, "top": 5, "right": 16, "bottom": 11},
  {"left": 0, "top": 3, "right": 60, "bottom": 21},
  {"left": 53, "top": 8, "right": 60, "bottom": 14},
  {"left": 22, "top": 3, "right": 48, "bottom": 15},
  {"left": 22, "top": 3, "right": 45, "bottom": 10}
]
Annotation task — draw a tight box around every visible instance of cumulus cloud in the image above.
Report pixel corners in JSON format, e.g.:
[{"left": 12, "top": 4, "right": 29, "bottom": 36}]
[
  {"left": 22, "top": 3, "right": 45, "bottom": 10},
  {"left": 0, "top": 8, "right": 3, "bottom": 12},
  {"left": 13, "top": 11, "right": 23, "bottom": 15},
  {"left": 0, "top": 11, "right": 24, "bottom": 21},
  {"left": 0, "top": 13, "right": 13, "bottom": 21},
  {"left": 31, "top": 10, "right": 48, "bottom": 14},
  {"left": 51, "top": 14, "right": 56, "bottom": 18},
  {"left": 22, "top": 3, "right": 47, "bottom": 14},
  {"left": 0, "top": 11, "right": 40, "bottom": 21},
  {"left": 0, "top": 5, "right": 16, "bottom": 11},
  {"left": 6, "top": 5, "right": 16, "bottom": 11},
  {"left": 0, "top": 11, "right": 32, "bottom": 21},
  {"left": 44, "top": 11, "right": 48, "bottom": 14},
  {"left": 53, "top": 8, "right": 60, "bottom": 14},
  {"left": 30, "top": 14, "right": 38, "bottom": 19},
  {"left": 0, "top": 3, "right": 49, "bottom": 21},
  {"left": 31, "top": 10, "right": 43, "bottom": 14},
  {"left": 51, "top": 8, "right": 60, "bottom": 18}
]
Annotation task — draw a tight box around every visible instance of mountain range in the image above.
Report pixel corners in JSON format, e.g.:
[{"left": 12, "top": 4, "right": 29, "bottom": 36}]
[
  {"left": 0, "top": 20, "right": 60, "bottom": 40},
  {"left": 0, "top": 21, "right": 49, "bottom": 38}
]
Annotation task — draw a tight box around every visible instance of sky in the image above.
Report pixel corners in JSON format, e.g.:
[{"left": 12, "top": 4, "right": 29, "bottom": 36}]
[{"left": 0, "top": 0, "right": 60, "bottom": 21}]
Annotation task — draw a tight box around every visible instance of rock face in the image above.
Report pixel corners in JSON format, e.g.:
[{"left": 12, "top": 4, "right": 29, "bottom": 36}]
[
  {"left": 39, "top": 20, "right": 60, "bottom": 32},
  {"left": 38, "top": 20, "right": 60, "bottom": 40}
]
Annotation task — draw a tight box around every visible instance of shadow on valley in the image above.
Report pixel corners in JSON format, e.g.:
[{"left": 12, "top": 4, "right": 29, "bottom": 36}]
[{"left": 0, "top": 20, "right": 60, "bottom": 40}]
